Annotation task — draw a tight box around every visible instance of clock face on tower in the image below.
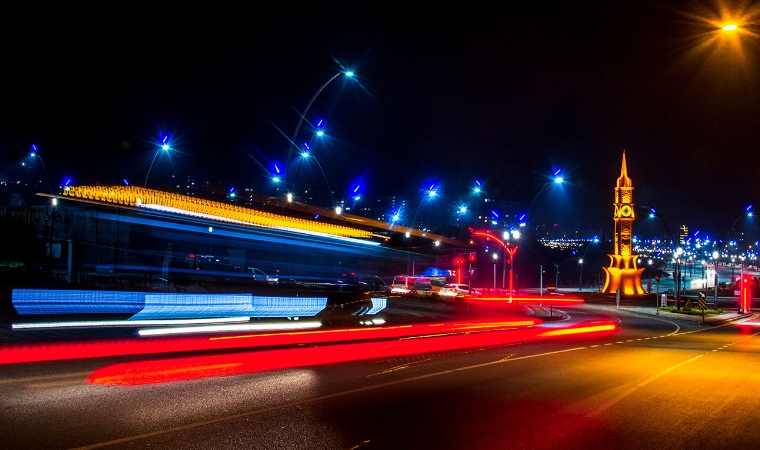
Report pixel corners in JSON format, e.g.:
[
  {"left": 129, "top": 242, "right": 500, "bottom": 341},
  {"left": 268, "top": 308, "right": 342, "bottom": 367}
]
[{"left": 615, "top": 204, "right": 633, "bottom": 219}]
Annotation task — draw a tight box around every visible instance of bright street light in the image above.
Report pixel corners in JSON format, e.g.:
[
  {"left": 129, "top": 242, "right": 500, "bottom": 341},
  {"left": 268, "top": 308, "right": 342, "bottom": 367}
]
[
  {"left": 524, "top": 168, "right": 565, "bottom": 223},
  {"left": 492, "top": 252, "right": 498, "bottom": 293},
  {"left": 29, "top": 144, "right": 52, "bottom": 194},
  {"left": 284, "top": 69, "right": 355, "bottom": 191},
  {"left": 144, "top": 136, "right": 171, "bottom": 188},
  {"left": 409, "top": 185, "right": 439, "bottom": 230}
]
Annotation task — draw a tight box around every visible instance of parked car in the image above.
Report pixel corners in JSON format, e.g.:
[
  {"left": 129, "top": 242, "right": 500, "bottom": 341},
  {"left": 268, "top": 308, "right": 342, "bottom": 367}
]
[
  {"left": 440, "top": 283, "right": 479, "bottom": 298},
  {"left": 248, "top": 267, "right": 278, "bottom": 284},
  {"left": 391, "top": 275, "right": 418, "bottom": 294},
  {"left": 409, "top": 277, "right": 447, "bottom": 297}
]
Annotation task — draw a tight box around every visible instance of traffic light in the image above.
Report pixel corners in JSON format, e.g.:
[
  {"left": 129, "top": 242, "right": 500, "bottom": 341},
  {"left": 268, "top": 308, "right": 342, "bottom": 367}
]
[
  {"left": 469, "top": 252, "right": 477, "bottom": 262},
  {"left": 655, "top": 275, "right": 660, "bottom": 283}
]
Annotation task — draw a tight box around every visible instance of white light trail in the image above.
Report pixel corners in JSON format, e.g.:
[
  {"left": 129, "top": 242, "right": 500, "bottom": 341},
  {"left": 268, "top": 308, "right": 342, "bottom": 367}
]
[
  {"left": 12, "top": 317, "right": 251, "bottom": 330},
  {"left": 137, "top": 321, "right": 322, "bottom": 336}
]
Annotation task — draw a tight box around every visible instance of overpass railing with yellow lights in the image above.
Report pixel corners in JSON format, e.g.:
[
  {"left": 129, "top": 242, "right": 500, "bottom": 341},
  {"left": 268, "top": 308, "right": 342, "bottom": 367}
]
[{"left": 61, "top": 186, "right": 373, "bottom": 239}]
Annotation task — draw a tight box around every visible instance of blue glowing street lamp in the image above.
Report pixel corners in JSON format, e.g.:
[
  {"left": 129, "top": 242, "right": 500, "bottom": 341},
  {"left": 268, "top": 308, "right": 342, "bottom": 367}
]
[
  {"left": 409, "top": 185, "right": 438, "bottom": 230},
  {"left": 29, "top": 144, "right": 52, "bottom": 194},
  {"left": 144, "top": 136, "right": 171, "bottom": 188},
  {"left": 727, "top": 204, "right": 753, "bottom": 241},
  {"left": 289, "top": 150, "right": 337, "bottom": 211},
  {"left": 290, "top": 119, "right": 326, "bottom": 195},
  {"left": 284, "top": 70, "right": 354, "bottom": 193},
  {"left": 523, "top": 169, "right": 564, "bottom": 222}
]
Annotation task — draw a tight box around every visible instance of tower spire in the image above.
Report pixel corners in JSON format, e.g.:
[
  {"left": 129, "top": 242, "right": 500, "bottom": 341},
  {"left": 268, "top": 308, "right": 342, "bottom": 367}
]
[
  {"left": 617, "top": 150, "right": 632, "bottom": 188},
  {"left": 603, "top": 150, "right": 644, "bottom": 295}
]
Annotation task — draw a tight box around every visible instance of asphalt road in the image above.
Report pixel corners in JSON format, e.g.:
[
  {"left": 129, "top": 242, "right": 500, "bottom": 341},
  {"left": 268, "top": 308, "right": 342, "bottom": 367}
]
[{"left": 2, "top": 303, "right": 759, "bottom": 449}]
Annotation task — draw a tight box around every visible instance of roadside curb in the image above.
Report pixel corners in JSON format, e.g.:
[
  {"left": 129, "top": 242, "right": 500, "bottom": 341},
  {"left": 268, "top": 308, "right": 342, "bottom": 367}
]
[
  {"left": 617, "top": 307, "right": 754, "bottom": 326},
  {"left": 523, "top": 304, "right": 569, "bottom": 321}
]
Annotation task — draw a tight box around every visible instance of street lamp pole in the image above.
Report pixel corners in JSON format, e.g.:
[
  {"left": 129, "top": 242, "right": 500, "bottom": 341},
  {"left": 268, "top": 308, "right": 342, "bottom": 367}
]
[
  {"left": 493, "top": 252, "right": 498, "bottom": 294},
  {"left": 644, "top": 206, "right": 680, "bottom": 306},
  {"left": 554, "top": 256, "right": 578, "bottom": 293},
  {"left": 284, "top": 70, "right": 353, "bottom": 194},
  {"left": 713, "top": 250, "right": 720, "bottom": 307},
  {"left": 524, "top": 169, "right": 564, "bottom": 224},
  {"left": 144, "top": 136, "right": 170, "bottom": 188},
  {"left": 409, "top": 185, "right": 438, "bottom": 231},
  {"left": 30, "top": 144, "right": 52, "bottom": 194}
]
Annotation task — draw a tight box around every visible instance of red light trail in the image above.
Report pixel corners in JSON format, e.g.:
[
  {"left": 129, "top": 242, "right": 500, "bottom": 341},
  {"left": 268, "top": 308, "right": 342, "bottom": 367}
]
[
  {"left": 87, "top": 320, "right": 617, "bottom": 386},
  {"left": 0, "top": 318, "right": 541, "bottom": 365}
]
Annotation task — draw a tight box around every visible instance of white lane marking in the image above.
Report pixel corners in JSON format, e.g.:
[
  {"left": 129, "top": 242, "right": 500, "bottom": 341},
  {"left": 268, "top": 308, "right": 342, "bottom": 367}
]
[
  {"left": 585, "top": 329, "right": 760, "bottom": 418},
  {"left": 69, "top": 324, "right": 760, "bottom": 449}
]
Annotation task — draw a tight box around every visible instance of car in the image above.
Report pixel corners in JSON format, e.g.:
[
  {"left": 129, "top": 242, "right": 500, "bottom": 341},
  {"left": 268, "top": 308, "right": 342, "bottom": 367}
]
[
  {"left": 408, "top": 277, "right": 447, "bottom": 298},
  {"left": 248, "top": 267, "right": 278, "bottom": 284},
  {"left": 439, "top": 283, "right": 479, "bottom": 298},
  {"left": 391, "top": 275, "right": 418, "bottom": 294}
]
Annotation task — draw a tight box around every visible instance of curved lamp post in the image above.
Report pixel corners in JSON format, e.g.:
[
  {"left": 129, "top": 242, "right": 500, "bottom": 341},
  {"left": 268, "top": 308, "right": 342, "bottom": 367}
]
[
  {"left": 523, "top": 169, "right": 564, "bottom": 224},
  {"left": 290, "top": 151, "right": 337, "bottom": 211},
  {"left": 726, "top": 204, "right": 753, "bottom": 244},
  {"left": 577, "top": 237, "right": 599, "bottom": 292},
  {"left": 554, "top": 256, "right": 577, "bottom": 293},
  {"left": 29, "top": 144, "right": 52, "bottom": 194},
  {"left": 408, "top": 185, "right": 438, "bottom": 231},
  {"left": 284, "top": 70, "right": 354, "bottom": 193},
  {"left": 492, "top": 252, "right": 498, "bottom": 293},
  {"left": 724, "top": 204, "right": 753, "bottom": 308},
  {"left": 290, "top": 119, "right": 325, "bottom": 193},
  {"left": 643, "top": 205, "right": 681, "bottom": 306},
  {"left": 144, "top": 136, "right": 170, "bottom": 188},
  {"left": 289, "top": 120, "right": 338, "bottom": 210}
]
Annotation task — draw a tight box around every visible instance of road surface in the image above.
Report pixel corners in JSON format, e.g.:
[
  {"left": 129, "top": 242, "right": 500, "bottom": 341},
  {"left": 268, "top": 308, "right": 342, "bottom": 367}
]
[{"left": 1, "top": 302, "right": 758, "bottom": 449}]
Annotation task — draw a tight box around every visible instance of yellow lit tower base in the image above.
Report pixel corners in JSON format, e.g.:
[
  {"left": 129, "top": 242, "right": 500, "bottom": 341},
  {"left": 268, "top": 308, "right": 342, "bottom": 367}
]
[{"left": 602, "top": 152, "right": 645, "bottom": 295}]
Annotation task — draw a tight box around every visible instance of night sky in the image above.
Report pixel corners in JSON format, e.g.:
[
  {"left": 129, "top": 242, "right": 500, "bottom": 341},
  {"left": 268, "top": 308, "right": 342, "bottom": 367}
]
[{"left": 2, "top": 3, "right": 759, "bottom": 238}]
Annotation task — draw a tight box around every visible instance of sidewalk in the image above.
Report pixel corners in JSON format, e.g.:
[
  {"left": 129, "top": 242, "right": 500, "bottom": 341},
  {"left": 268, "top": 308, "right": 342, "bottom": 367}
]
[{"left": 614, "top": 305, "right": 752, "bottom": 325}]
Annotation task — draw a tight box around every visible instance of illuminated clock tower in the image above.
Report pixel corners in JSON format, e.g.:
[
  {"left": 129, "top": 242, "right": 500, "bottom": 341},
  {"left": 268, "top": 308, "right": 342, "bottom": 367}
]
[{"left": 602, "top": 151, "right": 645, "bottom": 295}]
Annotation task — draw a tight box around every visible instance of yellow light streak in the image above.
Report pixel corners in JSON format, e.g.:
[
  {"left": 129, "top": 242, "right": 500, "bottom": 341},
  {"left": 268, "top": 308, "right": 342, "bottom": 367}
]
[
  {"left": 62, "top": 186, "right": 372, "bottom": 239},
  {"left": 539, "top": 324, "right": 616, "bottom": 337}
]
